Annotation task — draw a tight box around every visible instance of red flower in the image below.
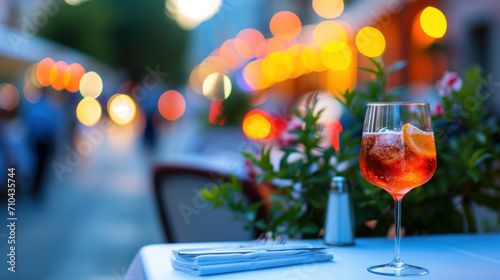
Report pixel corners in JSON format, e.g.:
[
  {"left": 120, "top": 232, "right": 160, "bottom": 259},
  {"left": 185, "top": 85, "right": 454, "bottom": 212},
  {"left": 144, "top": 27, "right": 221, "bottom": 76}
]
[
  {"left": 321, "top": 120, "right": 343, "bottom": 151},
  {"left": 431, "top": 102, "right": 444, "bottom": 116},
  {"left": 437, "top": 72, "right": 463, "bottom": 96}
]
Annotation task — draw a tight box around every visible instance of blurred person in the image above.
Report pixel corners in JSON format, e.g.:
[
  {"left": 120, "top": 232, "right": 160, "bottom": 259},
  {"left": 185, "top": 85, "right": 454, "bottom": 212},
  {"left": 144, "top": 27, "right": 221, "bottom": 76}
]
[{"left": 22, "top": 89, "right": 63, "bottom": 197}]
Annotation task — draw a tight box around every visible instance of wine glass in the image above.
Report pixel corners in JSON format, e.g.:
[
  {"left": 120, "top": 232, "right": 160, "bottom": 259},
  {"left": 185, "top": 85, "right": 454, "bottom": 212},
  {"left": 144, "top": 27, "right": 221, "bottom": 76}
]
[{"left": 359, "top": 102, "right": 437, "bottom": 276}]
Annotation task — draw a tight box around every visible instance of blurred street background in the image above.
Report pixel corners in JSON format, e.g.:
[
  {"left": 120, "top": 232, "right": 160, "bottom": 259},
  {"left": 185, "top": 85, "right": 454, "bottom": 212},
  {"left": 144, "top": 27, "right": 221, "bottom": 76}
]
[{"left": 1, "top": 0, "right": 500, "bottom": 279}]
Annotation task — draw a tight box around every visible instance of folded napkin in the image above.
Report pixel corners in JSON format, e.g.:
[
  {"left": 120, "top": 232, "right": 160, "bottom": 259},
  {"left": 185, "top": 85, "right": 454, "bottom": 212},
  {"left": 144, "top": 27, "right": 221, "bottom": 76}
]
[{"left": 171, "top": 243, "right": 334, "bottom": 276}]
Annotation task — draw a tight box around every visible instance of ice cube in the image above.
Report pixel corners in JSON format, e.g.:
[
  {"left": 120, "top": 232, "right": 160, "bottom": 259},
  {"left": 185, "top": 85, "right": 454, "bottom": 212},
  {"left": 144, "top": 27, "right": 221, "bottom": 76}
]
[
  {"left": 378, "top": 127, "right": 391, "bottom": 133},
  {"left": 370, "top": 133, "right": 404, "bottom": 163}
]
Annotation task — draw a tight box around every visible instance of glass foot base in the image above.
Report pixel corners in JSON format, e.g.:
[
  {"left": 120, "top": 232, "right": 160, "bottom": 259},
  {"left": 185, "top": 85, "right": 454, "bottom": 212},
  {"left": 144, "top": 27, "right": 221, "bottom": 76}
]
[{"left": 368, "top": 261, "right": 429, "bottom": 277}]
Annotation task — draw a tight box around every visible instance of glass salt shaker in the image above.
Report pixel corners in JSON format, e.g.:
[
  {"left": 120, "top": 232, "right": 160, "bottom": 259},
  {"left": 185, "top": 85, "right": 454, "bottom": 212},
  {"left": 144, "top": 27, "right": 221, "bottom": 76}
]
[{"left": 324, "top": 176, "right": 355, "bottom": 246}]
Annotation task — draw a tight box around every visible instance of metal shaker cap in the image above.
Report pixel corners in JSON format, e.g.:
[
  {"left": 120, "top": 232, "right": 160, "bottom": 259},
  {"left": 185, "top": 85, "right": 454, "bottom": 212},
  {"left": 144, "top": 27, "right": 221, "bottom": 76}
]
[{"left": 330, "top": 176, "right": 348, "bottom": 193}]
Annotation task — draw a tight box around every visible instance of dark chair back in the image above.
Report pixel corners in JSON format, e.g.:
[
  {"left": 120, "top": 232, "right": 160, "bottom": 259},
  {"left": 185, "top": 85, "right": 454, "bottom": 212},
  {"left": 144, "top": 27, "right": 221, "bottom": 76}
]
[{"left": 153, "top": 164, "right": 262, "bottom": 243}]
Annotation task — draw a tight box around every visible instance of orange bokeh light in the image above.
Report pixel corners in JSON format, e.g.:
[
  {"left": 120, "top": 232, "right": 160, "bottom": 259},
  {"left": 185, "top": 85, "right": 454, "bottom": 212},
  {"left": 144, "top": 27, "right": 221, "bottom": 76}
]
[
  {"left": 36, "top": 58, "right": 55, "bottom": 87},
  {"left": 270, "top": 11, "right": 302, "bottom": 41},
  {"left": 312, "top": 0, "right": 344, "bottom": 19},
  {"left": 260, "top": 38, "right": 284, "bottom": 56},
  {"left": 243, "top": 59, "right": 270, "bottom": 90},
  {"left": 236, "top": 28, "right": 265, "bottom": 58},
  {"left": 242, "top": 109, "right": 272, "bottom": 140},
  {"left": 217, "top": 40, "right": 241, "bottom": 70},
  {"left": 158, "top": 90, "right": 186, "bottom": 121},
  {"left": 64, "top": 63, "right": 86, "bottom": 92},
  {"left": 412, "top": 10, "right": 436, "bottom": 47},
  {"left": 49, "top": 61, "right": 69, "bottom": 91},
  {"left": 203, "top": 56, "right": 227, "bottom": 74},
  {"left": 0, "top": 84, "right": 20, "bottom": 111}
]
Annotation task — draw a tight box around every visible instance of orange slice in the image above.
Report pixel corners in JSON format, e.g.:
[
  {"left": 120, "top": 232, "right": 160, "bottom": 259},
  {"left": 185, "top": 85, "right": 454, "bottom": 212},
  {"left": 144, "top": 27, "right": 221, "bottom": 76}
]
[{"left": 402, "top": 123, "right": 436, "bottom": 158}]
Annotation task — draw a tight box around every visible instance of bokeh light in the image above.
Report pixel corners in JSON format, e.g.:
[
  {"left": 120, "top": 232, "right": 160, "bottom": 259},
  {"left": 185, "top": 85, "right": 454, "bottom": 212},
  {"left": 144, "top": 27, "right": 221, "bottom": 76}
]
[
  {"left": 79, "top": 71, "right": 103, "bottom": 98},
  {"left": 270, "top": 11, "right": 302, "bottom": 41},
  {"left": 314, "top": 20, "right": 347, "bottom": 52},
  {"left": 23, "top": 81, "right": 43, "bottom": 104},
  {"left": 284, "top": 44, "right": 307, "bottom": 78},
  {"left": 412, "top": 10, "right": 436, "bottom": 46},
  {"left": 262, "top": 51, "right": 291, "bottom": 82},
  {"left": 261, "top": 38, "right": 286, "bottom": 55},
  {"left": 420, "top": 7, "right": 447, "bottom": 38},
  {"left": 36, "top": 58, "right": 55, "bottom": 87},
  {"left": 242, "top": 109, "right": 272, "bottom": 139},
  {"left": 166, "top": 0, "right": 222, "bottom": 29},
  {"left": 0, "top": 84, "right": 20, "bottom": 111},
  {"left": 49, "top": 61, "right": 69, "bottom": 91},
  {"left": 235, "top": 68, "right": 253, "bottom": 92},
  {"left": 202, "top": 73, "right": 232, "bottom": 100},
  {"left": 356, "top": 27, "right": 386, "bottom": 58},
  {"left": 158, "top": 90, "right": 186, "bottom": 121},
  {"left": 236, "top": 29, "right": 265, "bottom": 58},
  {"left": 313, "top": 0, "right": 344, "bottom": 19},
  {"left": 243, "top": 59, "right": 270, "bottom": 90},
  {"left": 108, "top": 94, "right": 136, "bottom": 125},
  {"left": 302, "top": 45, "right": 320, "bottom": 72},
  {"left": 321, "top": 44, "right": 353, "bottom": 71},
  {"left": 218, "top": 43, "right": 239, "bottom": 69},
  {"left": 26, "top": 63, "right": 41, "bottom": 88},
  {"left": 64, "top": 63, "right": 86, "bottom": 93},
  {"left": 76, "top": 97, "right": 102, "bottom": 126},
  {"left": 249, "top": 90, "right": 268, "bottom": 106}
]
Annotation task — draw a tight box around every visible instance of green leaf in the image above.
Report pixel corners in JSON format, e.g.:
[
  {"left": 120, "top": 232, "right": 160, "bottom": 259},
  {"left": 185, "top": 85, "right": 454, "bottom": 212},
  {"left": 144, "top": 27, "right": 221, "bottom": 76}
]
[
  {"left": 200, "top": 186, "right": 219, "bottom": 201},
  {"left": 213, "top": 199, "right": 224, "bottom": 209},
  {"left": 358, "top": 67, "right": 378, "bottom": 75},
  {"left": 468, "top": 148, "right": 491, "bottom": 168}
]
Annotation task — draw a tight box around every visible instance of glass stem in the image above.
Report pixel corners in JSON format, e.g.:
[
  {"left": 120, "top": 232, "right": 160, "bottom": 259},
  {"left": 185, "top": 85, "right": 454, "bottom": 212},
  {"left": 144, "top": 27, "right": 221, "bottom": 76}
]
[{"left": 393, "top": 199, "right": 402, "bottom": 264}]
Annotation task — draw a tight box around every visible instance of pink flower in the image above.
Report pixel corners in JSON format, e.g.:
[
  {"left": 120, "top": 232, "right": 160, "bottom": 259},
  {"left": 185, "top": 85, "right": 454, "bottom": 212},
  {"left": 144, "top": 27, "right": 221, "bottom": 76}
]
[
  {"left": 287, "top": 117, "right": 303, "bottom": 131},
  {"left": 279, "top": 132, "right": 298, "bottom": 147},
  {"left": 277, "top": 117, "right": 303, "bottom": 148},
  {"left": 431, "top": 102, "right": 444, "bottom": 116},
  {"left": 437, "top": 72, "right": 462, "bottom": 96}
]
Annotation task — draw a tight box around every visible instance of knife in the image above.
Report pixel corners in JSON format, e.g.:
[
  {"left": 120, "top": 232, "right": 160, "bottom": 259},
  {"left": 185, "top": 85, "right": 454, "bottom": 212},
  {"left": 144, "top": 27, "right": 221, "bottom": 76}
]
[{"left": 178, "top": 247, "right": 329, "bottom": 256}]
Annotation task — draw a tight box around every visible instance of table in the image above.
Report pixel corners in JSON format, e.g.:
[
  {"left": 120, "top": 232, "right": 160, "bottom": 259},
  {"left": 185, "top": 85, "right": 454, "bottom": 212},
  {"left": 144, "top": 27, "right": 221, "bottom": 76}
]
[{"left": 124, "top": 234, "right": 500, "bottom": 280}]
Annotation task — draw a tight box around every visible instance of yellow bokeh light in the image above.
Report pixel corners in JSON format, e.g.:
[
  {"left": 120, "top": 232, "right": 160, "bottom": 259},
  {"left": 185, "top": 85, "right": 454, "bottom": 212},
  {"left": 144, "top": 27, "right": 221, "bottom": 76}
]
[
  {"left": 284, "top": 44, "right": 307, "bottom": 78},
  {"left": 76, "top": 97, "right": 102, "bottom": 126},
  {"left": 420, "top": 7, "right": 447, "bottom": 38},
  {"left": 79, "top": 71, "right": 103, "bottom": 98},
  {"left": 242, "top": 110, "right": 272, "bottom": 140},
  {"left": 314, "top": 21, "right": 347, "bottom": 52},
  {"left": 262, "top": 51, "right": 291, "bottom": 82},
  {"left": 321, "top": 44, "right": 353, "bottom": 71},
  {"left": 108, "top": 94, "right": 136, "bottom": 126},
  {"left": 356, "top": 27, "right": 386, "bottom": 58},
  {"left": 202, "top": 73, "right": 232, "bottom": 100},
  {"left": 313, "top": 0, "right": 344, "bottom": 19}
]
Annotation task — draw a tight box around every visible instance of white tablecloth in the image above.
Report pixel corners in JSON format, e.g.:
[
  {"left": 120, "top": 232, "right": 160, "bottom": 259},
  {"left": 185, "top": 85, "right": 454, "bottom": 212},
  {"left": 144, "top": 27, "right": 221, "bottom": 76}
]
[{"left": 124, "top": 234, "right": 500, "bottom": 280}]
